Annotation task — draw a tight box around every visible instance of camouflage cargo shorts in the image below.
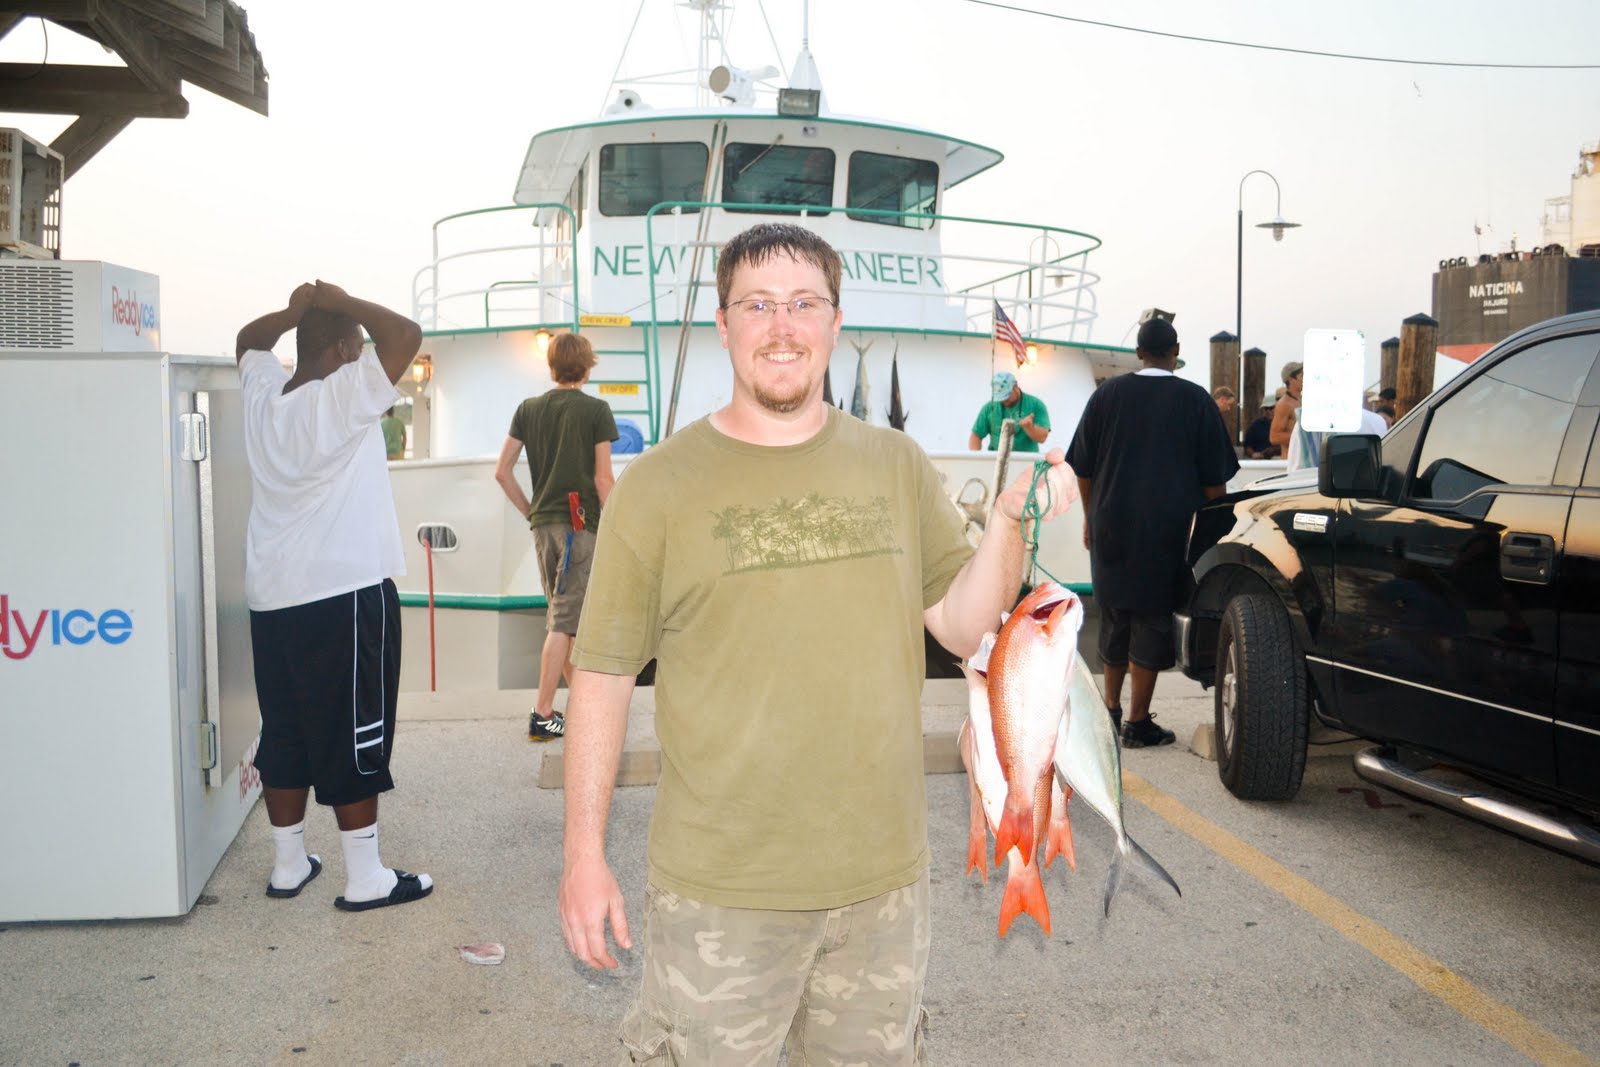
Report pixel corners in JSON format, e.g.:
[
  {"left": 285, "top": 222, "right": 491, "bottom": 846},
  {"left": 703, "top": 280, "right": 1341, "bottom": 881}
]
[{"left": 619, "top": 872, "right": 931, "bottom": 1065}]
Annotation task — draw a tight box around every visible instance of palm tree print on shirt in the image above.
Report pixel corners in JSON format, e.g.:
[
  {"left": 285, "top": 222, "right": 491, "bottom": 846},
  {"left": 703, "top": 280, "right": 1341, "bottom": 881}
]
[{"left": 711, "top": 493, "right": 901, "bottom": 573}]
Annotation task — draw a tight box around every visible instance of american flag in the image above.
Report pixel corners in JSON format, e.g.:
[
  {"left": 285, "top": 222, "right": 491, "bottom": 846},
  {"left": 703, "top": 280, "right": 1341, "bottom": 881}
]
[{"left": 993, "top": 301, "right": 1027, "bottom": 368}]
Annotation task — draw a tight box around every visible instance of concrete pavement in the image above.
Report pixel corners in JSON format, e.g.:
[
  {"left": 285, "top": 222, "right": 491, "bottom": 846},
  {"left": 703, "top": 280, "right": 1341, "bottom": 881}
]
[{"left": 3, "top": 671, "right": 1598, "bottom": 1066}]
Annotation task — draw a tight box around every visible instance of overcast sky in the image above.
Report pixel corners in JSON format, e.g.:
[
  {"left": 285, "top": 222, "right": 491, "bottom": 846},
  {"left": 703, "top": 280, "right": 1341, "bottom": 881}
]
[{"left": 4, "top": 0, "right": 1598, "bottom": 387}]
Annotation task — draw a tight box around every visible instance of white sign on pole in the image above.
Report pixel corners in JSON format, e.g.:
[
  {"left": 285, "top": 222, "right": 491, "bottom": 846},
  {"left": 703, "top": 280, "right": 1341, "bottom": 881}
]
[{"left": 1299, "top": 329, "right": 1366, "bottom": 433}]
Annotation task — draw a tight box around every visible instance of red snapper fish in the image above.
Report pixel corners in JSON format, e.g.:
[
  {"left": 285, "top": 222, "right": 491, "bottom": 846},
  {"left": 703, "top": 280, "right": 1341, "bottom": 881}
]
[
  {"left": 958, "top": 674, "right": 1053, "bottom": 937},
  {"left": 953, "top": 684, "right": 1056, "bottom": 934},
  {"left": 987, "top": 582, "right": 1085, "bottom": 867}
]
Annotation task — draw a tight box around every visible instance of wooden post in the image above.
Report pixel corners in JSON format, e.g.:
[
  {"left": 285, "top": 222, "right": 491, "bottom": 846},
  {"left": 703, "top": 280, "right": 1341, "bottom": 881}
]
[
  {"left": 1380, "top": 337, "right": 1400, "bottom": 396},
  {"left": 1209, "top": 330, "right": 1241, "bottom": 443},
  {"left": 1242, "top": 346, "right": 1266, "bottom": 425},
  {"left": 1396, "top": 314, "right": 1438, "bottom": 421}
]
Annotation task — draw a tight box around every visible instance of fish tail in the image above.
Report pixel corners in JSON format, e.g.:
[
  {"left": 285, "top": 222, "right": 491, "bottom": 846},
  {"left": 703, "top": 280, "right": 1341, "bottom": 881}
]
[
  {"left": 958, "top": 722, "right": 990, "bottom": 884},
  {"left": 998, "top": 855, "right": 1051, "bottom": 938},
  {"left": 1044, "top": 781, "right": 1075, "bottom": 872},
  {"left": 965, "top": 784, "right": 990, "bottom": 884},
  {"left": 994, "top": 793, "right": 1035, "bottom": 868},
  {"left": 1104, "top": 832, "right": 1182, "bottom": 917},
  {"left": 1046, "top": 808, "right": 1076, "bottom": 873}
]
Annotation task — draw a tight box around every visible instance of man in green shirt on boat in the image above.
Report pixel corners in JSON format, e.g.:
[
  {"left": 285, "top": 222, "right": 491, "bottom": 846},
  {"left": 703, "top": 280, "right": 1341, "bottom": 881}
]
[{"left": 967, "top": 370, "right": 1050, "bottom": 452}]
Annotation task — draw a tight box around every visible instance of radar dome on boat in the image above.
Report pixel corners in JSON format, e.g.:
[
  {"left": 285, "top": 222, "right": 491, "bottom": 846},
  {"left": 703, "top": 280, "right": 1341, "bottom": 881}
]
[{"left": 605, "top": 89, "right": 649, "bottom": 115}]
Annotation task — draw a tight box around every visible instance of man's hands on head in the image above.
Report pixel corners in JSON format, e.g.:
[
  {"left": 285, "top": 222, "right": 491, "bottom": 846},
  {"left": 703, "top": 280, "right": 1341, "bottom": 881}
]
[
  {"left": 287, "top": 282, "right": 316, "bottom": 316},
  {"left": 312, "top": 279, "right": 350, "bottom": 309}
]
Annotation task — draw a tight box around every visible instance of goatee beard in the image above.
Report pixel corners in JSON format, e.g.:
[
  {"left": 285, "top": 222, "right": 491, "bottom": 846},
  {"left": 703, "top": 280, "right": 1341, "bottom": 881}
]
[{"left": 754, "top": 384, "right": 807, "bottom": 414}]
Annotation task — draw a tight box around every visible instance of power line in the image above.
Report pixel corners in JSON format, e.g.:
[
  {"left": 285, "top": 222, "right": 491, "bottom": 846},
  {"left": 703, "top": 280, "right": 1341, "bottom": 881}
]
[{"left": 962, "top": 0, "right": 1600, "bottom": 70}]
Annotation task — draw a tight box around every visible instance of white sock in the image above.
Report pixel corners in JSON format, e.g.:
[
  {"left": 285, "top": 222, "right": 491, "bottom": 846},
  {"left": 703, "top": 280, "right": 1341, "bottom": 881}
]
[
  {"left": 339, "top": 823, "right": 434, "bottom": 902},
  {"left": 340, "top": 823, "right": 395, "bottom": 901},
  {"left": 269, "top": 821, "right": 312, "bottom": 890}
]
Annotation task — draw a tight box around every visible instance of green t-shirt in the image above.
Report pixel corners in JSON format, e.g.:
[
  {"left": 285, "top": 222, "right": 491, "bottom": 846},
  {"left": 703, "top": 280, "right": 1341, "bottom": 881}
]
[
  {"left": 572, "top": 405, "right": 974, "bottom": 909},
  {"left": 507, "top": 388, "right": 619, "bottom": 527},
  {"left": 380, "top": 415, "right": 405, "bottom": 459},
  {"left": 970, "top": 391, "right": 1050, "bottom": 452}
]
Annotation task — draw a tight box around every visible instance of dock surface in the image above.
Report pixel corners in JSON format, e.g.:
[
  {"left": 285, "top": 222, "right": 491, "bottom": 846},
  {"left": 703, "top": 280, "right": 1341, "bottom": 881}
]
[{"left": 4, "top": 675, "right": 1598, "bottom": 1066}]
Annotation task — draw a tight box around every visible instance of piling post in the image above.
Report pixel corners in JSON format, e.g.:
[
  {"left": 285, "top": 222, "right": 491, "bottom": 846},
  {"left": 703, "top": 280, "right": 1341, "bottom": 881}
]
[
  {"left": 1242, "top": 346, "right": 1266, "bottom": 426},
  {"left": 1396, "top": 314, "right": 1438, "bottom": 421},
  {"left": 1210, "top": 331, "right": 1241, "bottom": 443},
  {"left": 1380, "top": 337, "right": 1400, "bottom": 396}
]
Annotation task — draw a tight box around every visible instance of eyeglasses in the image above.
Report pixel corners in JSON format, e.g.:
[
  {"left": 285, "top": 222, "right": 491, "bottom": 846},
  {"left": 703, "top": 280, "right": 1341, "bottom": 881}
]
[{"left": 724, "top": 296, "right": 836, "bottom": 319}]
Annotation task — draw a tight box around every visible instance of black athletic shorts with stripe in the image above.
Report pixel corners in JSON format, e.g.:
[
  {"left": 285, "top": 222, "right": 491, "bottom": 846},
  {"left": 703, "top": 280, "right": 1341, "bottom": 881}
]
[{"left": 249, "top": 579, "right": 401, "bottom": 806}]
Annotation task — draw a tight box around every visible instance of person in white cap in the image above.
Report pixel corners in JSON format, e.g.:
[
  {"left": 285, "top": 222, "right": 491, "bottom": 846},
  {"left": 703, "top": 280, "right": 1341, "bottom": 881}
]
[{"left": 967, "top": 370, "right": 1050, "bottom": 452}]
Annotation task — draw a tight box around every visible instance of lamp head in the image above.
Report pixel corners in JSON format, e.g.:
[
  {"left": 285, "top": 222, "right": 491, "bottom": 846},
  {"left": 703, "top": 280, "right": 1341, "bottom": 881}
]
[{"left": 1258, "top": 215, "right": 1301, "bottom": 242}]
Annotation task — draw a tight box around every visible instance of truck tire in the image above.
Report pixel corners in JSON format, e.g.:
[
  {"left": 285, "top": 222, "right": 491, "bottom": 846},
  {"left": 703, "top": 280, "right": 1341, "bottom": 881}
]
[{"left": 1215, "top": 593, "right": 1309, "bottom": 800}]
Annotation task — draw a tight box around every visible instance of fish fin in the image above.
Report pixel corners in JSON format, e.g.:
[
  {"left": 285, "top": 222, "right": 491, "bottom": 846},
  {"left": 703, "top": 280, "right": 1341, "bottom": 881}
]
[
  {"left": 998, "top": 854, "right": 1051, "bottom": 938},
  {"left": 1105, "top": 833, "right": 1182, "bottom": 917},
  {"left": 994, "top": 793, "right": 1035, "bottom": 868}
]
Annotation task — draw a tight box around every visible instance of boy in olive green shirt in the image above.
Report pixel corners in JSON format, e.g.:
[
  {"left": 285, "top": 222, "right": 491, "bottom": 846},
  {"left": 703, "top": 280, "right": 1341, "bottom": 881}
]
[{"left": 494, "top": 332, "right": 617, "bottom": 739}]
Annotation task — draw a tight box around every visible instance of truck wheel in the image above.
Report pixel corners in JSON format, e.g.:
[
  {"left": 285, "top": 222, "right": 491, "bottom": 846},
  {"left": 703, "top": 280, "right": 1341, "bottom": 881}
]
[{"left": 1215, "top": 593, "right": 1309, "bottom": 800}]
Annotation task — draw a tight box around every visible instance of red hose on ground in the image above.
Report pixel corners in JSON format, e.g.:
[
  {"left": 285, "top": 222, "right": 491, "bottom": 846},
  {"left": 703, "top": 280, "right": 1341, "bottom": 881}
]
[{"left": 425, "top": 535, "right": 437, "bottom": 692}]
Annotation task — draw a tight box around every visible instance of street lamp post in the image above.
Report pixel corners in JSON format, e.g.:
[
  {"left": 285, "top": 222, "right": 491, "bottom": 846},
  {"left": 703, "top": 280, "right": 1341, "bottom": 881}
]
[{"left": 1236, "top": 169, "right": 1300, "bottom": 440}]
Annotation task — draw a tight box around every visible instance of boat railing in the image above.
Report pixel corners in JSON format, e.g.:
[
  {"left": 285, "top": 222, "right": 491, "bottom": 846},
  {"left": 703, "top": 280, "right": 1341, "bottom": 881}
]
[
  {"left": 411, "top": 204, "right": 580, "bottom": 332},
  {"left": 411, "top": 201, "right": 1103, "bottom": 345}
]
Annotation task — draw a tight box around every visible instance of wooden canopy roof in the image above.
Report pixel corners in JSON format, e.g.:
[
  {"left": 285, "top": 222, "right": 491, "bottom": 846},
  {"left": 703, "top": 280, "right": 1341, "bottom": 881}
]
[{"left": 0, "top": 1, "right": 267, "bottom": 177}]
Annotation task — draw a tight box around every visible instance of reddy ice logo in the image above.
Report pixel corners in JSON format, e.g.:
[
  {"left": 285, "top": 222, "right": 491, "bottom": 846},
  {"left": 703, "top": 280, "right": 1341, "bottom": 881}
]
[
  {"left": 0, "top": 593, "right": 133, "bottom": 661},
  {"left": 110, "top": 286, "right": 158, "bottom": 336}
]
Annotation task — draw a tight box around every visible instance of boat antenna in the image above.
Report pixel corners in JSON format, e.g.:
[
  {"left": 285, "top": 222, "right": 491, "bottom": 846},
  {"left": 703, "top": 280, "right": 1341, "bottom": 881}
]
[
  {"left": 599, "top": 0, "right": 650, "bottom": 115},
  {"left": 787, "top": 0, "right": 824, "bottom": 96}
]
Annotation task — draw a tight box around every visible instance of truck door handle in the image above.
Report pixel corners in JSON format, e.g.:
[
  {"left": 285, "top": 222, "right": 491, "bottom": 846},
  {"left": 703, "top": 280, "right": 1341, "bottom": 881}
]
[{"left": 1500, "top": 532, "right": 1555, "bottom": 584}]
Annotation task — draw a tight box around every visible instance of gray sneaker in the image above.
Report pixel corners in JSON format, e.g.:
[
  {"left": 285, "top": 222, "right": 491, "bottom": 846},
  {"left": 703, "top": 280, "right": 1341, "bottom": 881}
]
[{"left": 528, "top": 710, "right": 565, "bottom": 741}]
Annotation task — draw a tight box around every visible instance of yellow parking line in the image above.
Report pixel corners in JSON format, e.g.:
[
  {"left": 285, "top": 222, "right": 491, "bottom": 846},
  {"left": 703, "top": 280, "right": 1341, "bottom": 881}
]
[{"left": 1122, "top": 770, "right": 1598, "bottom": 1067}]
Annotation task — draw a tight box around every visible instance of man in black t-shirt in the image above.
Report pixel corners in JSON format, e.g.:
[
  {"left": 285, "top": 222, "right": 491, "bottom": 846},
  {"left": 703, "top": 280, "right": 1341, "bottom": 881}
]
[{"left": 1066, "top": 318, "right": 1240, "bottom": 747}]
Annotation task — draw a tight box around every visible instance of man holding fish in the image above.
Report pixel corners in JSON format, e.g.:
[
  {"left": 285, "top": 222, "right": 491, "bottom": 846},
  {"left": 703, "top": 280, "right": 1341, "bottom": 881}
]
[{"left": 557, "top": 222, "right": 1079, "bottom": 1064}]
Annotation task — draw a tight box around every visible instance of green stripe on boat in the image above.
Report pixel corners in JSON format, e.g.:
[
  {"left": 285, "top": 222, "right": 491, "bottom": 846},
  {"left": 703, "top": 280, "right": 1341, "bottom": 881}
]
[{"left": 396, "top": 593, "right": 547, "bottom": 611}]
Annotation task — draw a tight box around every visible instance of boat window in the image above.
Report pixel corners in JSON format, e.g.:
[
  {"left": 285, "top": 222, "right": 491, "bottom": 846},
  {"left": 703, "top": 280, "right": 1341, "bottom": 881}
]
[
  {"left": 722, "top": 143, "right": 833, "bottom": 216},
  {"left": 564, "top": 164, "right": 585, "bottom": 233},
  {"left": 555, "top": 163, "right": 585, "bottom": 258},
  {"left": 847, "top": 151, "right": 937, "bottom": 230},
  {"left": 599, "top": 143, "right": 709, "bottom": 217}
]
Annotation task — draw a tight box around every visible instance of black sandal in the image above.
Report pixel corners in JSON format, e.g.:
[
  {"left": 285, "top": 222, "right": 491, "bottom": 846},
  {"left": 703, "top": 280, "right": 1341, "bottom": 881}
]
[
  {"left": 334, "top": 870, "right": 434, "bottom": 912},
  {"left": 265, "top": 855, "right": 322, "bottom": 899}
]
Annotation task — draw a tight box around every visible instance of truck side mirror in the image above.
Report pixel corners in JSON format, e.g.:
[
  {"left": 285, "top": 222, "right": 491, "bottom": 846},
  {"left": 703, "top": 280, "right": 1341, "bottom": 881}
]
[{"left": 1319, "top": 433, "right": 1382, "bottom": 499}]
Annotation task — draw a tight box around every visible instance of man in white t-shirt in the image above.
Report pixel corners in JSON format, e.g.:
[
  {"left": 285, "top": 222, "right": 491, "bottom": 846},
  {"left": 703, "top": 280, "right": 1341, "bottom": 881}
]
[{"left": 236, "top": 280, "right": 434, "bottom": 912}]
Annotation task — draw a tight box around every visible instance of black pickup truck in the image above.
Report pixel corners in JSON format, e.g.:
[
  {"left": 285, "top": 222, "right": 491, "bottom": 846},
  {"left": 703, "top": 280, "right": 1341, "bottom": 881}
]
[{"left": 1175, "top": 310, "right": 1600, "bottom": 862}]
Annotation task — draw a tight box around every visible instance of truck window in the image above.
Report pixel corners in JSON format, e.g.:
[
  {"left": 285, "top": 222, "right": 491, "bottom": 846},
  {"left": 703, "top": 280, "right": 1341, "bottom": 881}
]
[
  {"left": 1411, "top": 334, "right": 1598, "bottom": 506},
  {"left": 723, "top": 143, "right": 834, "bottom": 215},
  {"left": 599, "top": 143, "right": 709, "bottom": 217}
]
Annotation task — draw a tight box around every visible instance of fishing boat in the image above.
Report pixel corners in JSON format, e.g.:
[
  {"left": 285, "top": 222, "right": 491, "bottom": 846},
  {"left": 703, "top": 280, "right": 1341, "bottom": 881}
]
[{"left": 387, "top": 0, "right": 1143, "bottom": 691}]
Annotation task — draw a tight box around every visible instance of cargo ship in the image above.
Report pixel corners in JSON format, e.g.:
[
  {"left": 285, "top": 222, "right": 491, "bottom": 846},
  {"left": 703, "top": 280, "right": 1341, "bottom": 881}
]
[{"left": 1432, "top": 141, "right": 1600, "bottom": 364}]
